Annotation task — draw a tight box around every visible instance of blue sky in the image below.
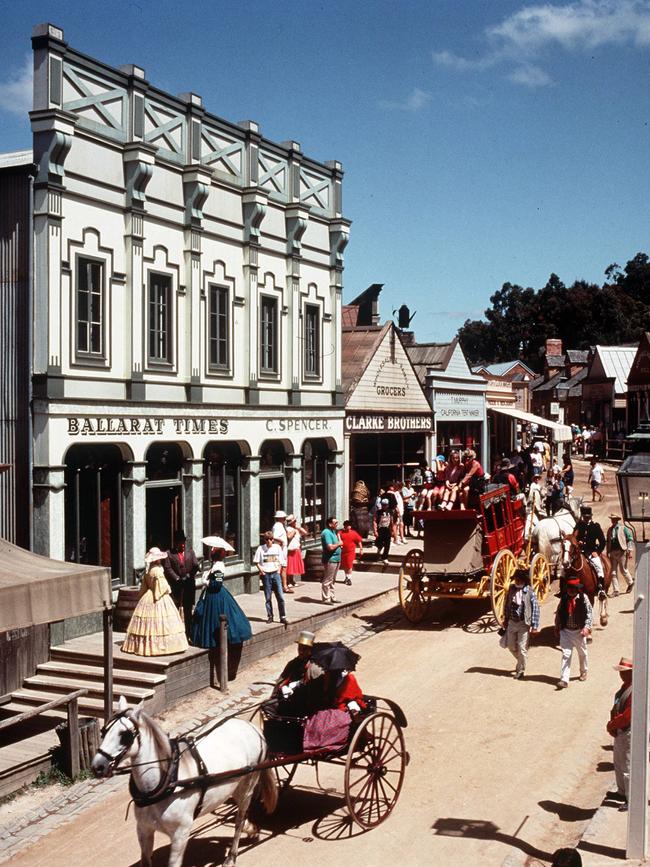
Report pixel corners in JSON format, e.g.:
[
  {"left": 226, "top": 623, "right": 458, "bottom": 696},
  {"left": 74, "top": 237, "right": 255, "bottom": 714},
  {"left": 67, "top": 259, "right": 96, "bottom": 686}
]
[{"left": 1, "top": 0, "right": 649, "bottom": 341}]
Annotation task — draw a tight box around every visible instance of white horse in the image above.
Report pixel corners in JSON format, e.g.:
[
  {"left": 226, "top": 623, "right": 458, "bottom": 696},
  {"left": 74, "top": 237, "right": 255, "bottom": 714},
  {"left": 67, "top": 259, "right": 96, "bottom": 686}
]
[
  {"left": 91, "top": 696, "right": 277, "bottom": 867},
  {"left": 532, "top": 499, "right": 580, "bottom": 580}
]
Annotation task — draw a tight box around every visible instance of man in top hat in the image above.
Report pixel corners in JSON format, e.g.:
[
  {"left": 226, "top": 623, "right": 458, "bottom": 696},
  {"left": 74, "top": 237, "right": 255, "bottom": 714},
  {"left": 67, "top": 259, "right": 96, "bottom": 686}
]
[
  {"left": 163, "top": 529, "right": 200, "bottom": 640},
  {"left": 555, "top": 577, "right": 593, "bottom": 689},
  {"left": 274, "top": 630, "right": 315, "bottom": 698},
  {"left": 493, "top": 458, "right": 519, "bottom": 497},
  {"left": 576, "top": 505, "right": 606, "bottom": 588},
  {"left": 606, "top": 513, "right": 634, "bottom": 596},
  {"left": 607, "top": 657, "right": 633, "bottom": 808},
  {"left": 272, "top": 510, "right": 291, "bottom": 594}
]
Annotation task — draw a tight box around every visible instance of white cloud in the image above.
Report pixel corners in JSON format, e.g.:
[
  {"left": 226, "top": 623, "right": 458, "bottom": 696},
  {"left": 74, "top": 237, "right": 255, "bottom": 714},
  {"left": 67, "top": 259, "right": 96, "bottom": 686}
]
[
  {"left": 508, "top": 63, "right": 553, "bottom": 87},
  {"left": 0, "top": 55, "right": 33, "bottom": 116},
  {"left": 433, "top": 0, "right": 650, "bottom": 87},
  {"left": 380, "top": 87, "right": 432, "bottom": 112}
]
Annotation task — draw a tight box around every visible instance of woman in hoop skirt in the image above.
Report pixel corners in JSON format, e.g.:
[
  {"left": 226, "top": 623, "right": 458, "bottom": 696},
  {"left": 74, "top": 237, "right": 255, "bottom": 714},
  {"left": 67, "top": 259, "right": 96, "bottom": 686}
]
[
  {"left": 192, "top": 546, "right": 252, "bottom": 647},
  {"left": 122, "top": 548, "right": 188, "bottom": 656}
]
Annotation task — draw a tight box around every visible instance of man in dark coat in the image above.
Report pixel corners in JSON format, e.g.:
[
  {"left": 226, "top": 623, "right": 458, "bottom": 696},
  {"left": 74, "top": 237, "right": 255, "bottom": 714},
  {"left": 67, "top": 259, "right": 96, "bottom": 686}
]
[
  {"left": 164, "top": 530, "right": 200, "bottom": 640},
  {"left": 576, "top": 504, "right": 606, "bottom": 587}
]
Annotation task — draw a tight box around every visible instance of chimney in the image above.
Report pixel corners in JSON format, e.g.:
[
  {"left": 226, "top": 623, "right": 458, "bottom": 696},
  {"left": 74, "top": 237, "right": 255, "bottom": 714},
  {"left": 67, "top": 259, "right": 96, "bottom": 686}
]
[{"left": 545, "top": 338, "right": 563, "bottom": 357}]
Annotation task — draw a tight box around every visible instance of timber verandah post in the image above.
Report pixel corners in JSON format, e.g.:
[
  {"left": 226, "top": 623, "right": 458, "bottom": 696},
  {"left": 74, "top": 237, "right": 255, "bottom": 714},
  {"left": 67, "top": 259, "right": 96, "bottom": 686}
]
[{"left": 103, "top": 605, "right": 114, "bottom": 721}]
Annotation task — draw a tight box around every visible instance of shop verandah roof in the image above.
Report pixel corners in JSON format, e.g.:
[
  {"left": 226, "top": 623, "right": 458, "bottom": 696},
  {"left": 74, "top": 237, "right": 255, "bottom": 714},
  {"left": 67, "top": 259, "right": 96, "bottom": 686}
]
[{"left": 0, "top": 538, "right": 111, "bottom": 632}]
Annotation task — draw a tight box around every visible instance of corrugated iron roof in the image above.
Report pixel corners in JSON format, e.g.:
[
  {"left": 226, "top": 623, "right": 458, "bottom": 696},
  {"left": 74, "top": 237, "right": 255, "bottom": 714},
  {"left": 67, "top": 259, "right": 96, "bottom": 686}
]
[
  {"left": 341, "top": 305, "right": 359, "bottom": 327},
  {"left": 341, "top": 323, "right": 390, "bottom": 398},
  {"left": 566, "top": 349, "right": 590, "bottom": 364},
  {"left": 405, "top": 342, "right": 456, "bottom": 385},
  {"left": 593, "top": 345, "right": 637, "bottom": 394},
  {"left": 0, "top": 149, "right": 33, "bottom": 170},
  {"left": 474, "top": 359, "right": 536, "bottom": 377},
  {"left": 546, "top": 354, "right": 565, "bottom": 366}
]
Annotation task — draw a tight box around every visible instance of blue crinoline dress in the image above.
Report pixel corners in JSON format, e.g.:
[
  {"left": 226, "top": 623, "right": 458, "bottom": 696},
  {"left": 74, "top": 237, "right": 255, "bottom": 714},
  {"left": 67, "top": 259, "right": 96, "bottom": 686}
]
[{"left": 192, "top": 568, "right": 252, "bottom": 647}]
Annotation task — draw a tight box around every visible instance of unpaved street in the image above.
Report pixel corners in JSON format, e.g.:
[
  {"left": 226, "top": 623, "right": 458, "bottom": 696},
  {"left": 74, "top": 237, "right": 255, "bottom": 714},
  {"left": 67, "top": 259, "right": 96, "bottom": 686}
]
[{"left": 6, "top": 461, "right": 631, "bottom": 866}]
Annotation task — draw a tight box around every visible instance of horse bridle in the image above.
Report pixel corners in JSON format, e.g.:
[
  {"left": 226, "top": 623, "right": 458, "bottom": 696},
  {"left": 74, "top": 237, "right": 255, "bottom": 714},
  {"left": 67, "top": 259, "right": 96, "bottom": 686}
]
[{"left": 97, "top": 711, "right": 141, "bottom": 772}]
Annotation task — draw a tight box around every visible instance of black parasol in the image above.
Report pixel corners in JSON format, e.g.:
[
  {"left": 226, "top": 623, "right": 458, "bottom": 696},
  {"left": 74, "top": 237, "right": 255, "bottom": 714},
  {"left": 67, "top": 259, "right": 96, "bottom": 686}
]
[{"left": 310, "top": 641, "right": 360, "bottom": 672}]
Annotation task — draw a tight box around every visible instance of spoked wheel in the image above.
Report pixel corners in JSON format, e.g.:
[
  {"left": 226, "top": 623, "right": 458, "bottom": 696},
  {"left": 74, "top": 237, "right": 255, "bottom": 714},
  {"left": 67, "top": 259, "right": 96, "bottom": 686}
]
[
  {"left": 398, "top": 550, "right": 428, "bottom": 623},
  {"left": 273, "top": 762, "right": 297, "bottom": 792},
  {"left": 529, "top": 552, "right": 551, "bottom": 602},
  {"left": 490, "top": 549, "right": 517, "bottom": 626},
  {"left": 345, "top": 712, "right": 407, "bottom": 829}
]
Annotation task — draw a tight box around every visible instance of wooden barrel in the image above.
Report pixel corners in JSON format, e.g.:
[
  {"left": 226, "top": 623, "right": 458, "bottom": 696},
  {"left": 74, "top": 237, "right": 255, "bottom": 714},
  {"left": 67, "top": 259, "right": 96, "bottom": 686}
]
[
  {"left": 303, "top": 548, "right": 324, "bottom": 582},
  {"left": 113, "top": 587, "right": 141, "bottom": 631},
  {"left": 56, "top": 716, "right": 100, "bottom": 776}
]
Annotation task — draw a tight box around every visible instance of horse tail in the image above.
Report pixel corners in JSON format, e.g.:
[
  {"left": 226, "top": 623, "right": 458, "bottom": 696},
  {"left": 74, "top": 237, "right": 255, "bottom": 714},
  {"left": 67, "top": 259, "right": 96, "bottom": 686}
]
[{"left": 259, "top": 767, "right": 278, "bottom": 815}]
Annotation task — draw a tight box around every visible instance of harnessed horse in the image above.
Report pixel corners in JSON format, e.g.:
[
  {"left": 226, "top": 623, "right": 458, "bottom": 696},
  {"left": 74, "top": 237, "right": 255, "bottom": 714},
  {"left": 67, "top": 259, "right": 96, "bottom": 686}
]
[
  {"left": 562, "top": 530, "right": 612, "bottom": 628},
  {"left": 532, "top": 501, "right": 580, "bottom": 581},
  {"left": 91, "top": 696, "right": 277, "bottom": 867}
]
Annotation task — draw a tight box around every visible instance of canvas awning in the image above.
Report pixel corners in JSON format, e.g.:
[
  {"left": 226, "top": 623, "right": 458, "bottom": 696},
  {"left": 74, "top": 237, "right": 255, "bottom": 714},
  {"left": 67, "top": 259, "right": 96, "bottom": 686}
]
[
  {"left": 487, "top": 404, "right": 572, "bottom": 442},
  {"left": 0, "top": 538, "right": 112, "bottom": 632}
]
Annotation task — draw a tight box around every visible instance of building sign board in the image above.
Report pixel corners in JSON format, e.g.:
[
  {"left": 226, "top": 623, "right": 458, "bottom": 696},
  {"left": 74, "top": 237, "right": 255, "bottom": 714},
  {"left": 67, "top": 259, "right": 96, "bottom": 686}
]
[
  {"left": 64, "top": 415, "right": 334, "bottom": 438},
  {"left": 435, "top": 392, "right": 484, "bottom": 420},
  {"left": 345, "top": 413, "right": 432, "bottom": 432}
]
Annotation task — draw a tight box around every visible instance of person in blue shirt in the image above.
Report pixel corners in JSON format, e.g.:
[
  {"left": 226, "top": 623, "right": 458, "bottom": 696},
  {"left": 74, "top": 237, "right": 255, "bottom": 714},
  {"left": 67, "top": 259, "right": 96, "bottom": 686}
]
[{"left": 320, "top": 516, "right": 342, "bottom": 604}]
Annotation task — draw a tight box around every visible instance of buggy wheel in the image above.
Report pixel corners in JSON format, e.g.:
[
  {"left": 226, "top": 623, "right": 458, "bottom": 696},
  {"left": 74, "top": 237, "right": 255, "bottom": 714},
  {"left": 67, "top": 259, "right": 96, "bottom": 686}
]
[
  {"left": 345, "top": 712, "right": 406, "bottom": 829},
  {"left": 398, "top": 550, "right": 427, "bottom": 623},
  {"left": 529, "top": 552, "right": 550, "bottom": 602},
  {"left": 490, "top": 549, "right": 517, "bottom": 626},
  {"left": 273, "top": 762, "right": 297, "bottom": 792}
]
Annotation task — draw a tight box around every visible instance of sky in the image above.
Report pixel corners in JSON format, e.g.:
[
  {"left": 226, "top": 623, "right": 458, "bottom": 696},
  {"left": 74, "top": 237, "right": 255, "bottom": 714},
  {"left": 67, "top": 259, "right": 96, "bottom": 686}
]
[{"left": 1, "top": 0, "right": 649, "bottom": 342}]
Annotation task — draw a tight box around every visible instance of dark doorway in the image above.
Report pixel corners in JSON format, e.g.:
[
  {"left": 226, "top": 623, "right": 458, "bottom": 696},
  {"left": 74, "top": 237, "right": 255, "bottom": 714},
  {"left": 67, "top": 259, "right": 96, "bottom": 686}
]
[
  {"left": 259, "top": 477, "right": 284, "bottom": 538},
  {"left": 146, "top": 486, "right": 182, "bottom": 551}
]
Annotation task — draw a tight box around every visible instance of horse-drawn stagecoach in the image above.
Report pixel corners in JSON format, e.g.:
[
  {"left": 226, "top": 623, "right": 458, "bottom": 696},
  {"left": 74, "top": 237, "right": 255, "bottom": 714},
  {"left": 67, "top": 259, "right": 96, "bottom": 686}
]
[{"left": 398, "top": 484, "right": 551, "bottom": 625}]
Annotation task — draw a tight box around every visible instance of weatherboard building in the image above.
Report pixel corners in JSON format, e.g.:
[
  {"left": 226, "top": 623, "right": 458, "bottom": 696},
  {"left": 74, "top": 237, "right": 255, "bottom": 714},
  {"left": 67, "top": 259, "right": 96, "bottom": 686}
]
[{"left": 0, "top": 24, "right": 350, "bottom": 594}]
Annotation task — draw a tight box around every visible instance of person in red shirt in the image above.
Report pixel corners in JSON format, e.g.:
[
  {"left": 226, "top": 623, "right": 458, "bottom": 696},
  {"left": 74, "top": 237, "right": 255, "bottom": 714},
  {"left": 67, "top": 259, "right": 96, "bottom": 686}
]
[
  {"left": 339, "top": 520, "right": 363, "bottom": 586},
  {"left": 607, "top": 656, "right": 633, "bottom": 809}
]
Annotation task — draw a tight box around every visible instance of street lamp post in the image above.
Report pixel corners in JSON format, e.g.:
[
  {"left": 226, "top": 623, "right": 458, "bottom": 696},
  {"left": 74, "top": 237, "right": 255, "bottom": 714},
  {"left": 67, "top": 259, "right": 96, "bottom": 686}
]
[{"left": 616, "top": 437, "right": 650, "bottom": 860}]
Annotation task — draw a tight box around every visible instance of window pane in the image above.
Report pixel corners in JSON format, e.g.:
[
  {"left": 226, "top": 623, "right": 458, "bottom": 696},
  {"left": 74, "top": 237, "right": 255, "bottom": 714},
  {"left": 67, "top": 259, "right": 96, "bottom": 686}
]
[
  {"left": 78, "top": 322, "right": 87, "bottom": 353},
  {"left": 149, "top": 275, "right": 171, "bottom": 362},
  {"left": 305, "top": 305, "right": 319, "bottom": 376},
  {"left": 260, "top": 297, "right": 277, "bottom": 373},
  {"left": 77, "top": 257, "right": 103, "bottom": 356},
  {"left": 209, "top": 285, "right": 229, "bottom": 368}
]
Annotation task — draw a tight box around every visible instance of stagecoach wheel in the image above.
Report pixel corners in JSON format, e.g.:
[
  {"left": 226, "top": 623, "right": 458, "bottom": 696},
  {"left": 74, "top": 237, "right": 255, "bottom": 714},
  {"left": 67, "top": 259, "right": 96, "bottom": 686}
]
[
  {"left": 490, "top": 549, "right": 517, "bottom": 627},
  {"left": 345, "top": 711, "right": 407, "bottom": 830},
  {"left": 398, "top": 550, "right": 427, "bottom": 623},
  {"left": 529, "top": 552, "right": 551, "bottom": 602}
]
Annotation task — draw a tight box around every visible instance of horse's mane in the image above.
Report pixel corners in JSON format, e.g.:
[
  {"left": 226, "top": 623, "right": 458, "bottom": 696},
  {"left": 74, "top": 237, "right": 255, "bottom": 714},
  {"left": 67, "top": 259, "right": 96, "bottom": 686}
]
[{"left": 132, "top": 708, "right": 171, "bottom": 757}]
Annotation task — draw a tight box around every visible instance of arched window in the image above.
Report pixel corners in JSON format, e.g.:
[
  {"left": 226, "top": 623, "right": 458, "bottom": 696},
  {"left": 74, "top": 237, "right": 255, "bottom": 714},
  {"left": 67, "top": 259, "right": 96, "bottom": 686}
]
[
  {"left": 204, "top": 443, "right": 242, "bottom": 552},
  {"left": 302, "top": 439, "right": 329, "bottom": 538}
]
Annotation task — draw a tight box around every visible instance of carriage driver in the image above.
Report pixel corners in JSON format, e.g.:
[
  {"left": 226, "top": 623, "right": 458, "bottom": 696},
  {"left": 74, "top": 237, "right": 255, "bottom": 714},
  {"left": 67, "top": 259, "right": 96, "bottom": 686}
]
[
  {"left": 576, "top": 505, "right": 607, "bottom": 588},
  {"left": 273, "top": 630, "right": 315, "bottom": 699}
]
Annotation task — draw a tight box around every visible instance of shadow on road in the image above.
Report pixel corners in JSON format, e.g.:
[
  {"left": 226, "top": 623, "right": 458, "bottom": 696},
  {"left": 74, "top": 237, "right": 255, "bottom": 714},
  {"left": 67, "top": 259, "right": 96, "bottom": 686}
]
[
  {"left": 431, "top": 816, "right": 552, "bottom": 862},
  {"left": 465, "top": 666, "right": 558, "bottom": 686},
  {"left": 538, "top": 799, "right": 596, "bottom": 822}
]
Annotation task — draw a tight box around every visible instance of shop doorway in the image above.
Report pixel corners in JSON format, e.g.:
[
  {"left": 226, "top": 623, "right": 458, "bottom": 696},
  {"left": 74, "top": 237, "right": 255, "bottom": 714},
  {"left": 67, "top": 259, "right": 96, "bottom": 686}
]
[
  {"left": 145, "top": 443, "right": 185, "bottom": 552},
  {"left": 64, "top": 444, "right": 124, "bottom": 582},
  {"left": 146, "top": 486, "right": 182, "bottom": 551},
  {"left": 259, "top": 477, "right": 284, "bottom": 538}
]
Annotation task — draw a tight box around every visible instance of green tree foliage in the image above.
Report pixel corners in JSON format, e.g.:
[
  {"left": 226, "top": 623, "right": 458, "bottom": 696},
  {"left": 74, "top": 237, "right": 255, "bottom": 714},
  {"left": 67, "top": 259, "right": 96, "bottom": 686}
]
[{"left": 458, "top": 252, "right": 650, "bottom": 370}]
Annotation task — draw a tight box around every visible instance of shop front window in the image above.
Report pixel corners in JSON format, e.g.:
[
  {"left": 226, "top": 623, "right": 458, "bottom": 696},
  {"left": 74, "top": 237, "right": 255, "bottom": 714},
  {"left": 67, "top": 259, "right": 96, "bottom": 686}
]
[
  {"left": 302, "top": 439, "right": 329, "bottom": 538},
  {"left": 145, "top": 443, "right": 184, "bottom": 552},
  {"left": 204, "top": 443, "right": 241, "bottom": 552}
]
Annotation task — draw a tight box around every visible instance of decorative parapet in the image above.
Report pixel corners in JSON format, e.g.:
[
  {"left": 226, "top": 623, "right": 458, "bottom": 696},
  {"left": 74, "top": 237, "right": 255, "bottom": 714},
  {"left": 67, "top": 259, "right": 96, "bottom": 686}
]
[
  {"left": 29, "top": 109, "right": 77, "bottom": 187},
  {"left": 242, "top": 188, "right": 268, "bottom": 246},
  {"left": 183, "top": 165, "right": 212, "bottom": 227},
  {"left": 123, "top": 141, "right": 156, "bottom": 210}
]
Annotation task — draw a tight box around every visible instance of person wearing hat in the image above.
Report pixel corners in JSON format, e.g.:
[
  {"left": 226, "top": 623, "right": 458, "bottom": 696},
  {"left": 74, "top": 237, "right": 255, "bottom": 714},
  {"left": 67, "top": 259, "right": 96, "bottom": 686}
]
[
  {"left": 606, "top": 514, "right": 634, "bottom": 596},
  {"left": 554, "top": 577, "right": 593, "bottom": 689},
  {"left": 492, "top": 458, "right": 519, "bottom": 498},
  {"left": 285, "top": 514, "right": 308, "bottom": 590},
  {"left": 525, "top": 469, "right": 544, "bottom": 538},
  {"left": 502, "top": 567, "right": 541, "bottom": 680},
  {"left": 272, "top": 510, "right": 291, "bottom": 594},
  {"left": 274, "top": 630, "right": 315, "bottom": 698},
  {"left": 122, "top": 548, "right": 189, "bottom": 656},
  {"left": 163, "top": 529, "right": 200, "bottom": 640},
  {"left": 607, "top": 657, "right": 633, "bottom": 808},
  {"left": 576, "top": 505, "right": 606, "bottom": 587}
]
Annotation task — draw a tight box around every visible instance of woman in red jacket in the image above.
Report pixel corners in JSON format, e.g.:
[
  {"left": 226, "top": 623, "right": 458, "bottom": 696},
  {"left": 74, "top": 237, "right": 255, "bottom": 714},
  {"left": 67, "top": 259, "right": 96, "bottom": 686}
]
[{"left": 339, "top": 519, "right": 363, "bottom": 586}]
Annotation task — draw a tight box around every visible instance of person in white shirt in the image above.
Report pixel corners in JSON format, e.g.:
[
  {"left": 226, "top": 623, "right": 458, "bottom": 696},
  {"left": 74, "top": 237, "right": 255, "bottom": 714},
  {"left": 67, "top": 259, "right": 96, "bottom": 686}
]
[
  {"left": 391, "top": 483, "right": 405, "bottom": 544},
  {"left": 253, "top": 531, "right": 287, "bottom": 624},
  {"left": 271, "top": 510, "right": 291, "bottom": 593},
  {"left": 589, "top": 459, "right": 605, "bottom": 502}
]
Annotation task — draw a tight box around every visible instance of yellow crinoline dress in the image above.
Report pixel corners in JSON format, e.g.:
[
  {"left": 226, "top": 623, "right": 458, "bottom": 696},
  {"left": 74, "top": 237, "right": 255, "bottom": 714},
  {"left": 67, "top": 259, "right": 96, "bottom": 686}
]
[{"left": 122, "top": 565, "right": 189, "bottom": 656}]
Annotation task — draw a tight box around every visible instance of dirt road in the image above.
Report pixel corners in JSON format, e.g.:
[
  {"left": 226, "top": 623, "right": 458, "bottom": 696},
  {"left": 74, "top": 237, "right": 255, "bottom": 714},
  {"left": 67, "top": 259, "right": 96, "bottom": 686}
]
[{"left": 7, "top": 460, "right": 630, "bottom": 866}]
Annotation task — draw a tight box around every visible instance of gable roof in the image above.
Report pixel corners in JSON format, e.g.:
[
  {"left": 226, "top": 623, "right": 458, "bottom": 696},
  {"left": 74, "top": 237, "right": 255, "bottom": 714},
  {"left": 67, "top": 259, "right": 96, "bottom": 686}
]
[
  {"left": 471, "top": 359, "right": 536, "bottom": 378},
  {"left": 628, "top": 333, "right": 650, "bottom": 387},
  {"left": 405, "top": 341, "right": 456, "bottom": 385},
  {"left": 589, "top": 345, "right": 637, "bottom": 394}
]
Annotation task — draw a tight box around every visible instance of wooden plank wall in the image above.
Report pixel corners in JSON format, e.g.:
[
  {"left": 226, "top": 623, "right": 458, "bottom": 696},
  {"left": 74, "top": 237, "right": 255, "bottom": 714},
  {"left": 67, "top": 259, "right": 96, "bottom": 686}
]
[{"left": 0, "top": 625, "right": 49, "bottom": 695}]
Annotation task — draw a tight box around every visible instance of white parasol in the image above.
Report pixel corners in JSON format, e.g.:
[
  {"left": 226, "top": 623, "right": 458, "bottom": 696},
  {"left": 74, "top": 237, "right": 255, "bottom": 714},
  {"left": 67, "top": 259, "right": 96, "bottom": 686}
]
[{"left": 201, "top": 535, "right": 235, "bottom": 552}]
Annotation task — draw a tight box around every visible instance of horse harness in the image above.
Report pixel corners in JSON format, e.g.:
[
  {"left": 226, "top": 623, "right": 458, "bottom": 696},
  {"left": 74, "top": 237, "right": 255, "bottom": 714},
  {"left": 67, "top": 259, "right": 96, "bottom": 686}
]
[{"left": 128, "top": 734, "right": 209, "bottom": 819}]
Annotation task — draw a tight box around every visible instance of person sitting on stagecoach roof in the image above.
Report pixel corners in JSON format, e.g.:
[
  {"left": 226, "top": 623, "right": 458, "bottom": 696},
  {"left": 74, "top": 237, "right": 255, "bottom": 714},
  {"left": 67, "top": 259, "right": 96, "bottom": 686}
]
[
  {"left": 576, "top": 505, "right": 606, "bottom": 586},
  {"left": 438, "top": 449, "right": 464, "bottom": 510},
  {"left": 459, "top": 449, "right": 486, "bottom": 508}
]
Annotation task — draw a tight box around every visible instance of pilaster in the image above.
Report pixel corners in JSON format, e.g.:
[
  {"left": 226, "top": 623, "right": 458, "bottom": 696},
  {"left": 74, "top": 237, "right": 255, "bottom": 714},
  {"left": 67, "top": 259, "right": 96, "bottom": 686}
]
[
  {"left": 242, "top": 188, "right": 268, "bottom": 402},
  {"left": 286, "top": 453, "right": 303, "bottom": 520},
  {"left": 285, "top": 203, "right": 310, "bottom": 404},
  {"left": 329, "top": 218, "right": 350, "bottom": 407},
  {"left": 327, "top": 449, "right": 345, "bottom": 520},
  {"left": 240, "top": 455, "right": 261, "bottom": 591},
  {"left": 32, "top": 465, "right": 66, "bottom": 559},
  {"left": 122, "top": 461, "right": 147, "bottom": 581},
  {"left": 182, "top": 458, "right": 204, "bottom": 552}
]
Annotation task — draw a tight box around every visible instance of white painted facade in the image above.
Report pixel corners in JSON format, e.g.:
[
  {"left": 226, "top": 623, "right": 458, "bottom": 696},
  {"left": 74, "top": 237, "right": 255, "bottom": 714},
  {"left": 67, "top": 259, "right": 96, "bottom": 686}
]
[{"left": 27, "top": 24, "right": 350, "bottom": 590}]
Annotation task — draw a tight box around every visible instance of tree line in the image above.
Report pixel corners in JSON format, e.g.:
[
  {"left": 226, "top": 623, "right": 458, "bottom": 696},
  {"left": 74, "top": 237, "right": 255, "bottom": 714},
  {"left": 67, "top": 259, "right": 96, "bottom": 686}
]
[{"left": 457, "top": 252, "right": 650, "bottom": 371}]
